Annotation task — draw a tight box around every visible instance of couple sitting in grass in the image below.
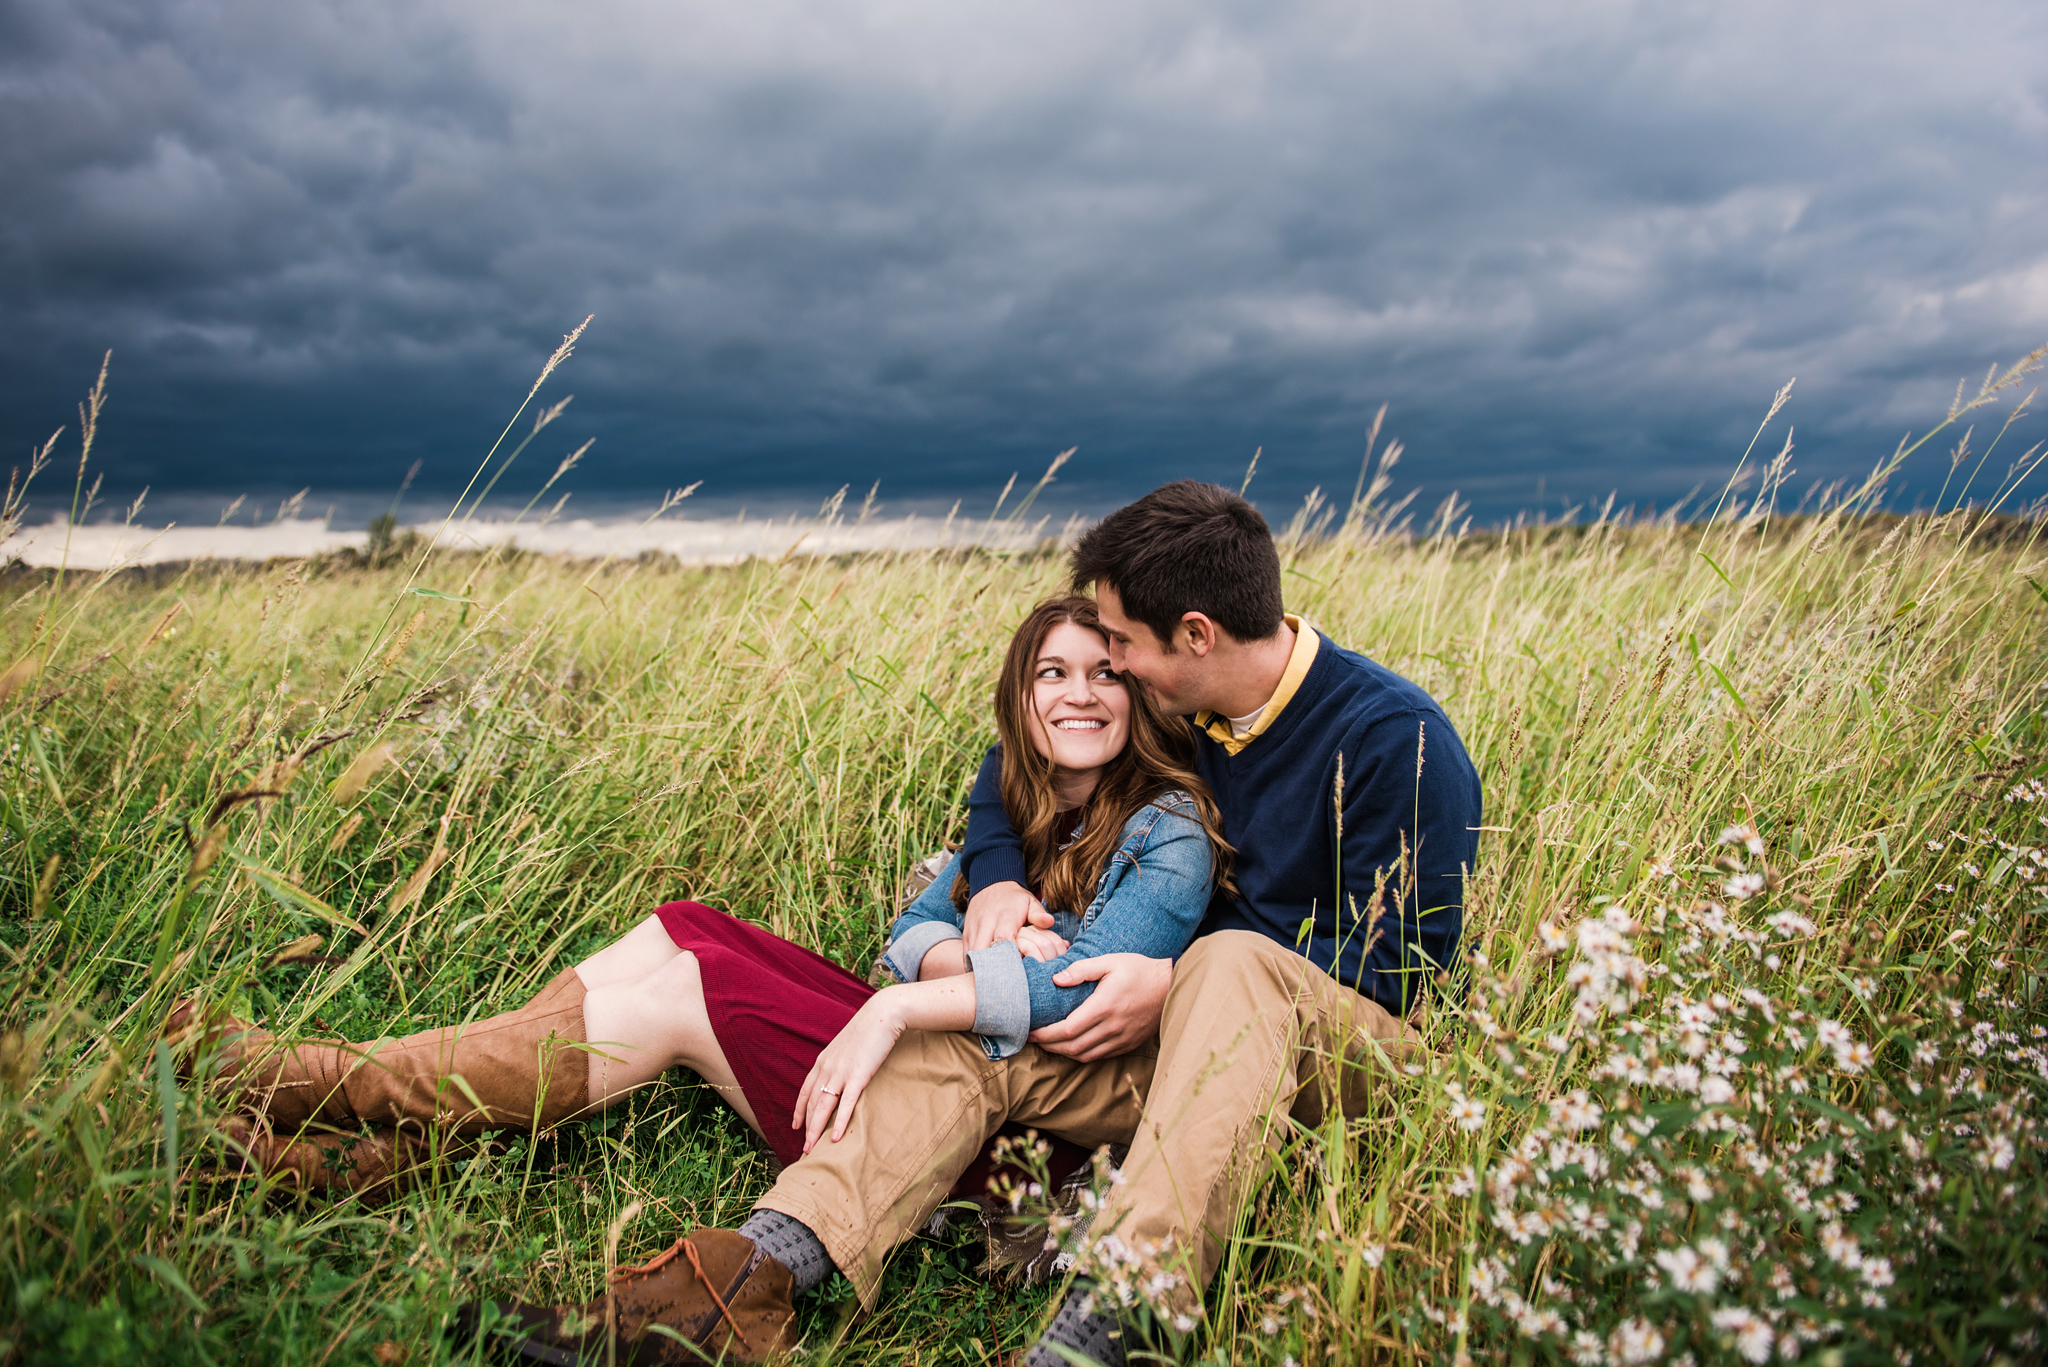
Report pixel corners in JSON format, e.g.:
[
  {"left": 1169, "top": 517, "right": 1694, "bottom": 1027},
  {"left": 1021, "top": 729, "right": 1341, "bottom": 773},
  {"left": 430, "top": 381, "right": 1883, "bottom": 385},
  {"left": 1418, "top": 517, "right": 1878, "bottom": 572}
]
[{"left": 170, "top": 480, "right": 1483, "bottom": 1366}]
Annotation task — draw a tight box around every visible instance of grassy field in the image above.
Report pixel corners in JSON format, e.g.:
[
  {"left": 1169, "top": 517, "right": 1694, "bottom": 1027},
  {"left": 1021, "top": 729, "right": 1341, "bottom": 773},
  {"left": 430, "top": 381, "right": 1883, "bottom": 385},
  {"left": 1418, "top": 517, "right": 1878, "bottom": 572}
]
[{"left": 3, "top": 367, "right": 2047, "bottom": 1363}]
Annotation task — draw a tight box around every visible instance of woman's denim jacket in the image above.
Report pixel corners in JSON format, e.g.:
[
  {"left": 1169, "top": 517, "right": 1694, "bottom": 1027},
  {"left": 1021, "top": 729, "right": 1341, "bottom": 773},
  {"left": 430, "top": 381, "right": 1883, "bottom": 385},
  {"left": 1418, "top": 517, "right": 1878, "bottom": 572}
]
[{"left": 878, "top": 791, "right": 1214, "bottom": 1059}]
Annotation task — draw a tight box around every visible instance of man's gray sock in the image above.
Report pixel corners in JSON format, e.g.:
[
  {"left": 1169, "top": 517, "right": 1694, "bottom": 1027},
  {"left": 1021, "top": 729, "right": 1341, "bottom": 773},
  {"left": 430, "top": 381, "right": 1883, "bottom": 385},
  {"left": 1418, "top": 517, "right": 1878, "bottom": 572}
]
[
  {"left": 736, "top": 1210, "right": 835, "bottom": 1295},
  {"left": 1027, "top": 1284, "right": 1126, "bottom": 1367}
]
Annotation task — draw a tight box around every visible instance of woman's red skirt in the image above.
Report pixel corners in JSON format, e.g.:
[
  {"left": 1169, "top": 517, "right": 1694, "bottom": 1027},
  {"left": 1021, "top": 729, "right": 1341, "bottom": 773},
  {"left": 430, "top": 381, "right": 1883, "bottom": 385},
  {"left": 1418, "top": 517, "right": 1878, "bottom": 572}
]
[{"left": 653, "top": 901, "right": 1087, "bottom": 1199}]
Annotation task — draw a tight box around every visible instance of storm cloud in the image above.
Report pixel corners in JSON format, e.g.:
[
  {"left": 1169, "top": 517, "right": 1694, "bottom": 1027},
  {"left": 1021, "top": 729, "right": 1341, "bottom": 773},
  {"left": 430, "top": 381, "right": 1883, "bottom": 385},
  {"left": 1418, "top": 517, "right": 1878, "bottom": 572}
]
[{"left": 3, "top": 0, "right": 2045, "bottom": 521}]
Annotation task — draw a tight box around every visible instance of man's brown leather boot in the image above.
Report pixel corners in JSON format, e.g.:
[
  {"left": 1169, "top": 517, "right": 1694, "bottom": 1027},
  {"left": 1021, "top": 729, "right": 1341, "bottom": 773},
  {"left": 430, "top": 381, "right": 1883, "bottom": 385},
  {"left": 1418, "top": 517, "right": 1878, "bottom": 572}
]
[
  {"left": 466, "top": 1228, "right": 796, "bottom": 1365},
  {"left": 167, "top": 969, "right": 588, "bottom": 1135}
]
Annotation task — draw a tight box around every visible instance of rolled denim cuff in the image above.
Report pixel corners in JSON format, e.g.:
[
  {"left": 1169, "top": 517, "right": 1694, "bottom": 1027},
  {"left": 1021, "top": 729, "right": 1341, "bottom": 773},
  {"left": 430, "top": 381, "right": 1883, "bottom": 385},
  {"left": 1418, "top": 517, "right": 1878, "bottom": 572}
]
[
  {"left": 881, "top": 920, "right": 963, "bottom": 984},
  {"left": 966, "top": 940, "right": 1031, "bottom": 1059}
]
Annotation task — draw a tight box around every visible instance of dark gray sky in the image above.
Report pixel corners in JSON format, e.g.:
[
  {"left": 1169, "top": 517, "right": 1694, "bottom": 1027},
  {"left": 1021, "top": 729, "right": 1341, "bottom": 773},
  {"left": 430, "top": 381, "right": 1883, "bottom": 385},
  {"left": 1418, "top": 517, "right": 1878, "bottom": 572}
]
[{"left": 4, "top": 0, "right": 2045, "bottom": 525}]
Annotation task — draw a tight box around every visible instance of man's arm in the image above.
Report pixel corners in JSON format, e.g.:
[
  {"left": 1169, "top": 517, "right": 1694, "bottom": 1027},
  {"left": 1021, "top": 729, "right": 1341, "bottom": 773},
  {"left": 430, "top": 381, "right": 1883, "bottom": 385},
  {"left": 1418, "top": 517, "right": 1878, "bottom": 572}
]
[
  {"left": 1340, "top": 711, "right": 1483, "bottom": 1011},
  {"left": 1027, "top": 953, "right": 1174, "bottom": 1061},
  {"left": 957, "top": 744, "right": 1052, "bottom": 950}
]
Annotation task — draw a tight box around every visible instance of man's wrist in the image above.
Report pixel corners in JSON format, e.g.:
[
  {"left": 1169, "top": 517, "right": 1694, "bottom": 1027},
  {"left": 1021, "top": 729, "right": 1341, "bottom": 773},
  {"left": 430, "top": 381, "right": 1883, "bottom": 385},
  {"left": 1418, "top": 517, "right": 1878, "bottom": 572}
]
[{"left": 965, "top": 849, "right": 1030, "bottom": 899}]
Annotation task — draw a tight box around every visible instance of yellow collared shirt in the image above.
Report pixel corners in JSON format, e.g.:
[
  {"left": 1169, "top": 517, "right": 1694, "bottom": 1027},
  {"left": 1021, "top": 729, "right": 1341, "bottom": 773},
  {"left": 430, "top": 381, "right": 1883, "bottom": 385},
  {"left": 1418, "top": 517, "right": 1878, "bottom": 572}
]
[{"left": 1194, "top": 614, "right": 1320, "bottom": 756}]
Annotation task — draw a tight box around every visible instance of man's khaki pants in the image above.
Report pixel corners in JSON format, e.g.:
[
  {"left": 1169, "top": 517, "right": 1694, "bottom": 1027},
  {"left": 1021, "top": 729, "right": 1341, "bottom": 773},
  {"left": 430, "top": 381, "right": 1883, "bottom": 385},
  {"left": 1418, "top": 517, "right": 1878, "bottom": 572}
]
[{"left": 757, "top": 931, "right": 1414, "bottom": 1308}]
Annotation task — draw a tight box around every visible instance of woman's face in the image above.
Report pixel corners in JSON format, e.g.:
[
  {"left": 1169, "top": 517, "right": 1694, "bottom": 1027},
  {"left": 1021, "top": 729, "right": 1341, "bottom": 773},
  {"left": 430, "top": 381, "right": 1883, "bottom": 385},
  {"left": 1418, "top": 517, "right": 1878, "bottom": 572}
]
[{"left": 1026, "top": 620, "right": 1132, "bottom": 782}]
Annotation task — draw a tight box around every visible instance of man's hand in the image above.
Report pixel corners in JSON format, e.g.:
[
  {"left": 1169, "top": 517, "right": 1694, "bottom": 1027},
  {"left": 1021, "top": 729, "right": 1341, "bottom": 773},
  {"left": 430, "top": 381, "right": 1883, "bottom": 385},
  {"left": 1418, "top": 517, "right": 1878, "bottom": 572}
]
[
  {"left": 1028, "top": 953, "right": 1173, "bottom": 1061},
  {"left": 963, "top": 880, "right": 1053, "bottom": 952}
]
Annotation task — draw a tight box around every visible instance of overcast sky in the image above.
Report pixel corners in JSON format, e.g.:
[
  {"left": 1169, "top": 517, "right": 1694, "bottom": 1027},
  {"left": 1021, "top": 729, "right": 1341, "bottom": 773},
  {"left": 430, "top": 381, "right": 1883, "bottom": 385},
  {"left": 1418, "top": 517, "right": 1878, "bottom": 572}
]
[{"left": 3, "top": 0, "right": 2045, "bottom": 525}]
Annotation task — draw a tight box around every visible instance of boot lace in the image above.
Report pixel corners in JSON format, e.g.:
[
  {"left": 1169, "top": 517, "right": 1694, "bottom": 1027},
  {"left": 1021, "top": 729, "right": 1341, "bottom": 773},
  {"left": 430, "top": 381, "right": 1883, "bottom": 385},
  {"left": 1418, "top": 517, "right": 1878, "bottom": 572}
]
[{"left": 612, "top": 1236, "right": 753, "bottom": 1352}]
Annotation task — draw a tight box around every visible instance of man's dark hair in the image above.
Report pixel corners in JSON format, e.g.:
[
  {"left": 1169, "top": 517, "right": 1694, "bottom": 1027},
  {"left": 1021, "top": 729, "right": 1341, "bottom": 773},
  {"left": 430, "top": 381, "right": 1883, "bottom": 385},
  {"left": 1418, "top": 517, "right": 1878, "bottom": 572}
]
[{"left": 1069, "top": 481, "right": 1285, "bottom": 647}]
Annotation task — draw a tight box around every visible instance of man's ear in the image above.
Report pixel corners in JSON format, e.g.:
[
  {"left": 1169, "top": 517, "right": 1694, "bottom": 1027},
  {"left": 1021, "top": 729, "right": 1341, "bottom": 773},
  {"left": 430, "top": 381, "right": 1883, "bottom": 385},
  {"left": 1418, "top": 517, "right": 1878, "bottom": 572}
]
[{"left": 1180, "top": 612, "right": 1220, "bottom": 658}]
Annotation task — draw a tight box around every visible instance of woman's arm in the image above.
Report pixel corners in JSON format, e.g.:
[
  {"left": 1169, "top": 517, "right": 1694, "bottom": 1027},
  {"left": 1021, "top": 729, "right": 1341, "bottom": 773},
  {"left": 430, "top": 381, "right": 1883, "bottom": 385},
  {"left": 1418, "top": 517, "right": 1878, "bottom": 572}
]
[
  {"left": 967, "top": 803, "right": 1215, "bottom": 1057},
  {"left": 794, "top": 977, "right": 977, "bottom": 1152},
  {"left": 916, "top": 938, "right": 967, "bottom": 979},
  {"left": 878, "top": 855, "right": 971, "bottom": 983},
  {"left": 881, "top": 849, "right": 1067, "bottom": 986}
]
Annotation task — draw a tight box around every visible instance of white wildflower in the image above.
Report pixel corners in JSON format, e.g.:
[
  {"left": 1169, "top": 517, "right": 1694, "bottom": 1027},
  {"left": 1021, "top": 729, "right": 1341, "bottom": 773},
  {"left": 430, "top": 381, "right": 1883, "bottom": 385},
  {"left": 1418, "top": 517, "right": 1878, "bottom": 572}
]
[
  {"left": 1710, "top": 1308, "right": 1776, "bottom": 1364},
  {"left": 1552, "top": 1090, "right": 1603, "bottom": 1132},
  {"left": 1448, "top": 1096, "right": 1487, "bottom": 1132},
  {"left": 1819, "top": 1222, "right": 1862, "bottom": 1268},
  {"left": 1656, "top": 1245, "right": 1721, "bottom": 1294},
  {"left": 1469, "top": 1256, "right": 1509, "bottom": 1306},
  {"left": 1767, "top": 909, "right": 1816, "bottom": 938},
  {"left": 1726, "top": 871, "right": 1766, "bottom": 901},
  {"left": 1980, "top": 1133, "right": 2017, "bottom": 1172},
  {"left": 1609, "top": 1317, "right": 1666, "bottom": 1364}
]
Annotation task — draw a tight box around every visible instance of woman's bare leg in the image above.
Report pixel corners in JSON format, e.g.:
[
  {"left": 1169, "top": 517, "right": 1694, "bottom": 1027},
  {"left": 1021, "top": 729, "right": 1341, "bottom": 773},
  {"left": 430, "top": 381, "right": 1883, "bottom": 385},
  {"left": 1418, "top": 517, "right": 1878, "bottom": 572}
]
[
  {"left": 578, "top": 946, "right": 762, "bottom": 1135},
  {"left": 572, "top": 914, "right": 684, "bottom": 991}
]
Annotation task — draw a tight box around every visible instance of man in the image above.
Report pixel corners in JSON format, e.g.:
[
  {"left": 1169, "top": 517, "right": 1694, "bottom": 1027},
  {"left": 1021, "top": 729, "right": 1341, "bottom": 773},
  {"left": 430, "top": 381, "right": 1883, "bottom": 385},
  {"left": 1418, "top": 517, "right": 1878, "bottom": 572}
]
[{"left": 476, "top": 481, "right": 1481, "bottom": 1366}]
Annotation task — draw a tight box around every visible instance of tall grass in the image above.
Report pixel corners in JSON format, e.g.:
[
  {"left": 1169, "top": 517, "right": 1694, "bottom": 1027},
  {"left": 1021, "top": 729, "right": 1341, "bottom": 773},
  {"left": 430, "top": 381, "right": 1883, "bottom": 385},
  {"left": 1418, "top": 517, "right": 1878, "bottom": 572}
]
[{"left": 2, "top": 353, "right": 2045, "bottom": 1364}]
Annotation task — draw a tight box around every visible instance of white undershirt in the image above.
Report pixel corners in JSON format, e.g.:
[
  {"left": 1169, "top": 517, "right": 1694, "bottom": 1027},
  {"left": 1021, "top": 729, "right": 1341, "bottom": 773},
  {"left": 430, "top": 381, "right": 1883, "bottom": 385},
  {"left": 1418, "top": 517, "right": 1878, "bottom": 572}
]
[{"left": 1223, "top": 705, "right": 1266, "bottom": 740}]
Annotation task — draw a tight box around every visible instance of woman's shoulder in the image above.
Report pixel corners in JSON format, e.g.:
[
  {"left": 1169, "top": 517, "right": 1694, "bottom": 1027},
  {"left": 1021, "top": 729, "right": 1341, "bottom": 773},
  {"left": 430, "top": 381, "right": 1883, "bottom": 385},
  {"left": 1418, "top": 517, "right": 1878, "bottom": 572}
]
[{"left": 1113, "top": 788, "right": 1202, "bottom": 836}]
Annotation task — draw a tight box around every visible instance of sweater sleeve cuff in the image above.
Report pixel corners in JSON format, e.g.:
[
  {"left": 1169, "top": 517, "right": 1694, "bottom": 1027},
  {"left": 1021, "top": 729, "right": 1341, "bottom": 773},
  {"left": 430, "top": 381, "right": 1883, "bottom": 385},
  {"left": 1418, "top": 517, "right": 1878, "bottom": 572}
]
[
  {"left": 964, "top": 847, "right": 1030, "bottom": 900},
  {"left": 966, "top": 941, "right": 1031, "bottom": 1058},
  {"left": 881, "top": 920, "right": 962, "bottom": 985}
]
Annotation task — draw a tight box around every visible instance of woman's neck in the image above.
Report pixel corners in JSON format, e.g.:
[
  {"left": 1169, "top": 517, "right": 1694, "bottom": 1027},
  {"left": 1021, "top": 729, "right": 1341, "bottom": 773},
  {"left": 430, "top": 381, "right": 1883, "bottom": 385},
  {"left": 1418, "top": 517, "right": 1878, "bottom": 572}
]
[{"left": 1052, "top": 767, "right": 1100, "bottom": 810}]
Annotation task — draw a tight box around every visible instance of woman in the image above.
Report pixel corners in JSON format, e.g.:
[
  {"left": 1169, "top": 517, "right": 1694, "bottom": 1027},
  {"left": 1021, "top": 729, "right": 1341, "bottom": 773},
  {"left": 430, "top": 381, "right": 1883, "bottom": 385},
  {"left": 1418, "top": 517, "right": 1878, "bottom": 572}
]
[{"left": 169, "top": 596, "right": 1231, "bottom": 1200}]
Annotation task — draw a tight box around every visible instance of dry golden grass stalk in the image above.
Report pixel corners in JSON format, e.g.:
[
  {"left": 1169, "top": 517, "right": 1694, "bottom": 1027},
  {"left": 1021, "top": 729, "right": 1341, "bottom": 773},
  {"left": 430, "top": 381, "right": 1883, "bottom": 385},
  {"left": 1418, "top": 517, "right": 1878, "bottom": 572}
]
[
  {"left": 0, "top": 657, "right": 39, "bottom": 706},
  {"left": 381, "top": 610, "right": 428, "bottom": 670},
  {"left": 332, "top": 742, "right": 394, "bottom": 804},
  {"left": 266, "top": 933, "right": 326, "bottom": 967}
]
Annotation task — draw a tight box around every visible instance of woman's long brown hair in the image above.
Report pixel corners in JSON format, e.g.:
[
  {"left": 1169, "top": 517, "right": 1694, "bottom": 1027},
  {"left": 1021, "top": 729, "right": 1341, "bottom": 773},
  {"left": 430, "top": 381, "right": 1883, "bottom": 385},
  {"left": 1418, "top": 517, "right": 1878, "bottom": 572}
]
[{"left": 953, "top": 595, "right": 1235, "bottom": 914}]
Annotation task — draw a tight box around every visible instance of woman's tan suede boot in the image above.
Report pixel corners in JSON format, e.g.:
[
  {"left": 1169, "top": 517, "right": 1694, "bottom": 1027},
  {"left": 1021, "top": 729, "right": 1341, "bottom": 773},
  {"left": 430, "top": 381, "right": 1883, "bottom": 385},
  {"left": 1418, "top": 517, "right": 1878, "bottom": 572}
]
[
  {"left": 168, "top": 968, "right": 589, "bottom": 1136},
  {"left": 215, "top": 1116, "right": 474, "bottom": 1204}
]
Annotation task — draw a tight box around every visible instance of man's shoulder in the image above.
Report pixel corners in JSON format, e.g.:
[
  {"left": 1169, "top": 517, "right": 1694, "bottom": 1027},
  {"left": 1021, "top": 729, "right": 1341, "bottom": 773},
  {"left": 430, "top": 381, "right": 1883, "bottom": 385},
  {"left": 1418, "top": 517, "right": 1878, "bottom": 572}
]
[{"left": 1304, "top": 633, "right": 1447, "bottom": 729}]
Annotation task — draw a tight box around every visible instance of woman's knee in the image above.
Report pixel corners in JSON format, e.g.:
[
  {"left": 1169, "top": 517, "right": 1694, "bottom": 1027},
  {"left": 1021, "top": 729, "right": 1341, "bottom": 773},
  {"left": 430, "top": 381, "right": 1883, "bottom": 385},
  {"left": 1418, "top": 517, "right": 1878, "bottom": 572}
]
[
  {"left": 575, "top": 915, "right": 682, "bottom": 990},
  {"left": 648, "top": 947, "right": 705, "bottom": 997}
]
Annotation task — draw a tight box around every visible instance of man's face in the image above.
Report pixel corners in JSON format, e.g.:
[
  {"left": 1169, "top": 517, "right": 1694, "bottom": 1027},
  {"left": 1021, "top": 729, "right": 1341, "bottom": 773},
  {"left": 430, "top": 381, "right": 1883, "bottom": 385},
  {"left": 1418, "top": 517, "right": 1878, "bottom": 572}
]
[{"left": 1093, "top": 582, "right": 1211, "bottom": 716}]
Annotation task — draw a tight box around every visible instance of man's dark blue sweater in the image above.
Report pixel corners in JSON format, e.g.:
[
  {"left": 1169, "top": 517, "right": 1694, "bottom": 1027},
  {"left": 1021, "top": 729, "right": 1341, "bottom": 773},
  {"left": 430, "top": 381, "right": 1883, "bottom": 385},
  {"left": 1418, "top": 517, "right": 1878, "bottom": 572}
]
[{"left": 959, "top": 624, "right": 1482, "bottom": 1016}]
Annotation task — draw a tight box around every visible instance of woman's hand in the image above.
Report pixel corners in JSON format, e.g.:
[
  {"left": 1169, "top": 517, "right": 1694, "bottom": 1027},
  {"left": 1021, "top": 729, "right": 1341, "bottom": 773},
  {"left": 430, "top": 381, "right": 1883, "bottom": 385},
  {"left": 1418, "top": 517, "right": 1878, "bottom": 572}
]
[
  {"left": 794, "top": 976, "right": 979, "bottom": 1151},
  {"left": 1012, "top": 925, "right": 1071, "bottom": 962},
  {"left": 794, "top": 992, "right": 908, "bottom": 1153}
]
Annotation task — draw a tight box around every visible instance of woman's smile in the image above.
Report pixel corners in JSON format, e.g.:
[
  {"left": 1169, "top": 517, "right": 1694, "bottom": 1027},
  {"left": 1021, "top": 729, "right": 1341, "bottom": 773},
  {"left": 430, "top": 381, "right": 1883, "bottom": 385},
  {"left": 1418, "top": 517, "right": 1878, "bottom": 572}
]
[{"left": 1028, "top": 619, "right": 1133, "bottom": 806}]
